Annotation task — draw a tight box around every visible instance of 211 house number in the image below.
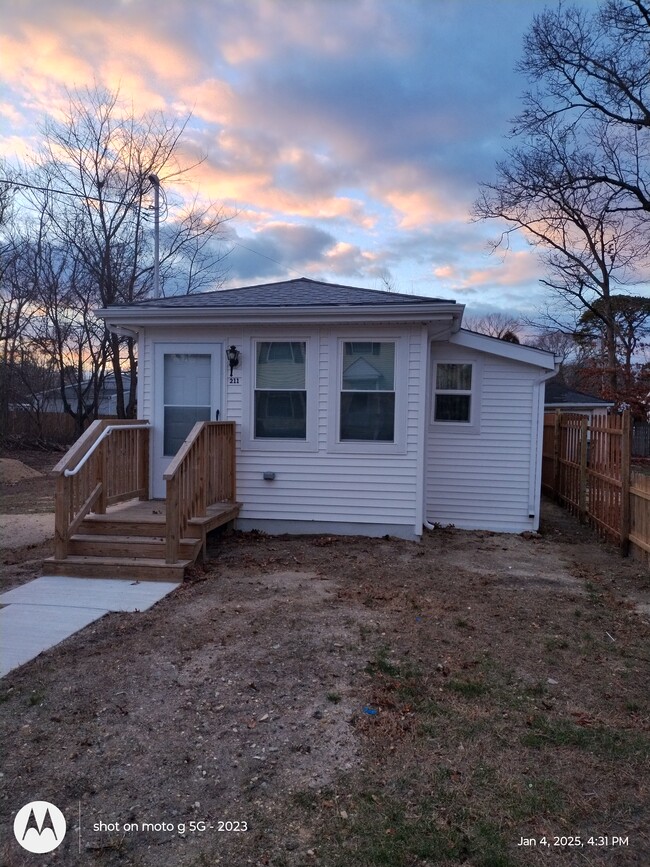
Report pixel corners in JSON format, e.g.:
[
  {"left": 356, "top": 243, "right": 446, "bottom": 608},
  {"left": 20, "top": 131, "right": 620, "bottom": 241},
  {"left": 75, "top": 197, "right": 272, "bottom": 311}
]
[{"left": 229, "top": 376, "right": 240, "bottom": 385}]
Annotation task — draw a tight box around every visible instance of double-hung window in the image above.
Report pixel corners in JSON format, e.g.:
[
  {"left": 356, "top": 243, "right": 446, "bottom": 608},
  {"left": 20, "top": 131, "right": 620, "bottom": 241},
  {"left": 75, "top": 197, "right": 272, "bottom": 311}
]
[
  {"left": 434, "top": 362, "right": 473, "bottom": 423},
  {"left": 254, "top": 341, "right": 306, "bottom": 439},
  {"left": 340, "top": 341, "right": 395, "bottom": 441}
]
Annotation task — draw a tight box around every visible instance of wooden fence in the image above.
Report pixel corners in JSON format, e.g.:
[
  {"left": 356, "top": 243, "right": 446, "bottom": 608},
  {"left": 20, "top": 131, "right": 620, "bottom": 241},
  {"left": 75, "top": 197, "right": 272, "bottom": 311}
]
[
  {"left": 542, "top": 410, "right": 649, "bottom": 564},
  {"left": 632, "top": 421, "right": 650, "bottom": 457},
  {"left": 5, "top": 410, "right": 80, "bottom": 442},
  {"left": 630, "top": 473, "right": 650, "bottom": 562},
  {"left": 5, "top": 410, "right": 121, "bottom": 444}
]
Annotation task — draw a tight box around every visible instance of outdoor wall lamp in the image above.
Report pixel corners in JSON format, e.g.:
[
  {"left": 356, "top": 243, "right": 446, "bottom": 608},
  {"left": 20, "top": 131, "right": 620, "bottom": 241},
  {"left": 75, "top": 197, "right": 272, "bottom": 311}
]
[{"left": 226, "top": 345, "right": 240, "bottom": 376}]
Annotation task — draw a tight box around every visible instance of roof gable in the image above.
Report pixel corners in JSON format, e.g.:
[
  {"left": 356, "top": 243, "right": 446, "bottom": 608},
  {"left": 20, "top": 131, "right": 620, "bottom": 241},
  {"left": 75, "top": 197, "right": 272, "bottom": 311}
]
[{"left": 450, "top": 329, "right": 556, "bottom": 371}]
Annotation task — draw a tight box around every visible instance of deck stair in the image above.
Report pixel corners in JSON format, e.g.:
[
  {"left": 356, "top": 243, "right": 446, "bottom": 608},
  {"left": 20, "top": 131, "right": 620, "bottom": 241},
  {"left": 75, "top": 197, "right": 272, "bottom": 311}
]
[
  {"left": 45, "top": 500, "right": 241, "bottom": 580},
  {"left": 45, "top": 419, "right": 239, "bottom": 581}
]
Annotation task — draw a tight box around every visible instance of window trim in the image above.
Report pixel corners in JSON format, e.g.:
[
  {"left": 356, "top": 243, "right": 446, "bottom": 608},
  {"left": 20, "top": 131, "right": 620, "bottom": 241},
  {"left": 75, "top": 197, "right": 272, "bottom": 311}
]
[
  {"left": 430, "top": 359, "right": 482, "bottom": 434},
  {"left": 242, "top": 336, "right": 317, "bottom": 452},
  {"left": 328, "top": 335, "right": 407, "bottom": 455}
]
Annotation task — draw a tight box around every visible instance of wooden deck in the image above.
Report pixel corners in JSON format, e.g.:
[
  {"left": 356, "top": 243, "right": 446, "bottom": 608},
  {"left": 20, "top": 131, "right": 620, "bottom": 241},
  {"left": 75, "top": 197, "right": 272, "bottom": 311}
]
[{"left": 46, "top": 420, "right": 239, "bottom": 581}]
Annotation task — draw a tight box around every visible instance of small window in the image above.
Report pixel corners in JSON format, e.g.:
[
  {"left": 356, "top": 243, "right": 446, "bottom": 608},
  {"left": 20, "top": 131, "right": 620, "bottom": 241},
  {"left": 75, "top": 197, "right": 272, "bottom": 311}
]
[
  {"left": 255, "top": 341, "right": 306, "bottom": 438},
  {"left": 340, "top": 341, "right": 395, "bottom": 441},
  {"left": 434, "top": 363, "right": 472, "bottom": 422}
]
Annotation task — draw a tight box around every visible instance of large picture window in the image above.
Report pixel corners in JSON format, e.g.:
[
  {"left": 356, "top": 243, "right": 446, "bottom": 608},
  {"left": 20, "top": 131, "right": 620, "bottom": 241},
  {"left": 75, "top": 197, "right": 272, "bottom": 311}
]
[
  {"left": 434, "top": 363, "right": 472, "bottom": 422},
  {"left": 340, "top": 341, "right": 395, "bottom": 441},
  {"left": 255, "top": 341, "right": 306, "bottom": 438}
]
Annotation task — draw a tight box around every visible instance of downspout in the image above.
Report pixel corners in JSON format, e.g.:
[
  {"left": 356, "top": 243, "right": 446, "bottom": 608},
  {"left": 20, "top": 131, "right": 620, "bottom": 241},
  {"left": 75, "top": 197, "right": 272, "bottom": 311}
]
[{"left": 422, "top": 333, "right": 436, "bottom": 532}]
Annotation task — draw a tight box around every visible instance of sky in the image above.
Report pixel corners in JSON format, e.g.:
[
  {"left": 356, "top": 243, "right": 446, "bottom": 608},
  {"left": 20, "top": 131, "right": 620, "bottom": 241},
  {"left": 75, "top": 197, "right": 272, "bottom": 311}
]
[{"left": 0, "top": 0, "right": 583, "bottom": 317}]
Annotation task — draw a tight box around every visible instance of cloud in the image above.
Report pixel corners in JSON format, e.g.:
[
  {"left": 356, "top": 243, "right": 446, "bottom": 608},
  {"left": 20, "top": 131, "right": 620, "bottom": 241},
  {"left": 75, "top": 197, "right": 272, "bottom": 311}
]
[
  {"left": 0, "top": 0, "right": 566, "bottom": 312},
  {"left": 225, "top": 222, "right": 335, "bottom": 282},
  {"left": 430, "top": 250, "right": 546, "bottom": 309}
]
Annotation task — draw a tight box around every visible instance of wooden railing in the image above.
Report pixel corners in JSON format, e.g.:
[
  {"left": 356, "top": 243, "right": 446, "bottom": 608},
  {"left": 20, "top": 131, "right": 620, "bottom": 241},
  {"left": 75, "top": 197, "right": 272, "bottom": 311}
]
[
  {"left": 163, "top": 421, "right": 236, "bottom": 563},
  {"left": 52, "top": 419, "right": 150, "bottom": 559}
]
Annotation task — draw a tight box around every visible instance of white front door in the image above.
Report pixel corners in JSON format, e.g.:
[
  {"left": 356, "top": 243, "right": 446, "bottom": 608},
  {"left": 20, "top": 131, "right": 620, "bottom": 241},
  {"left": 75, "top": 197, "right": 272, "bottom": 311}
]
[{"left": 152, "top": 343, "right": 222, "bottom": 498}]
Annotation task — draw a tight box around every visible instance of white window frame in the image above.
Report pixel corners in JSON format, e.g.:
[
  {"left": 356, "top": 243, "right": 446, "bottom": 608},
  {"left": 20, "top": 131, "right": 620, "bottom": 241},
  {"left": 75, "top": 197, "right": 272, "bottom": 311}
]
[
  {"left": 431, "top": 359, "right": 482, "bottom": 434},
  {"left": 242, "top": 336, "right": 317, "bottom": 452},
  {"left": 328, "top": 335, "right": 407, "bottom": 455}
]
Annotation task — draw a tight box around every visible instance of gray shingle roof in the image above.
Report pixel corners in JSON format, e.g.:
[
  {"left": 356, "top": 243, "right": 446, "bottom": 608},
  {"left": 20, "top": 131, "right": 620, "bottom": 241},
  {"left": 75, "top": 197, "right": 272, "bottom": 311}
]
[
  {"left": 545, "top": 380, "right": 613, "bottom": 406},
  {"left": 113, "top": 278, "right": 454, "bottom": 309}
]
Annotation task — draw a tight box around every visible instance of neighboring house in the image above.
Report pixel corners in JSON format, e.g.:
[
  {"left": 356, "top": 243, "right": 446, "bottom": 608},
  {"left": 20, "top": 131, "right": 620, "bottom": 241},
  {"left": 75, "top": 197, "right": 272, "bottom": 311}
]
[
  {"left": 37, "top": 373, "right": 132, "bottom": 416},
  {"left": 544, "top": 379, "right": 614, "bottom": 420},
  {"left": 99, "top": 278, "right": 557, "bottom": 539}
]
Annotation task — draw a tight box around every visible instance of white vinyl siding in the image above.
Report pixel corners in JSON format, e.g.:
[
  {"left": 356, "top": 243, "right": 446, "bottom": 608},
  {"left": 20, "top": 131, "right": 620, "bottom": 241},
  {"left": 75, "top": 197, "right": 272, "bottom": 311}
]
[
  {"left": 426, "top": 344, "right": 537, "bottom": 533},
  {"left": 140, "top": 324, "right": 426, "bottom": 536}
]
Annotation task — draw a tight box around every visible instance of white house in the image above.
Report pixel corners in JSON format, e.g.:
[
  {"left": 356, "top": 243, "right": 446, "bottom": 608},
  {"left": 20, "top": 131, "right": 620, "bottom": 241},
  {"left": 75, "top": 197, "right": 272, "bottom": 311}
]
[
  {"left": 35, "top": 373, "right": 133, "bottom": 415},
  {"left": 99, "top": 278, "right": 557, "bottom": 540}
]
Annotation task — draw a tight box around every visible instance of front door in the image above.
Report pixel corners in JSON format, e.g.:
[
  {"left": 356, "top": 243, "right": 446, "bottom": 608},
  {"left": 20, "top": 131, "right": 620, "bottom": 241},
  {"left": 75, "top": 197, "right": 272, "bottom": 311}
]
[{"left": 152, "top": 343, "right": 222, "bottom": 497}]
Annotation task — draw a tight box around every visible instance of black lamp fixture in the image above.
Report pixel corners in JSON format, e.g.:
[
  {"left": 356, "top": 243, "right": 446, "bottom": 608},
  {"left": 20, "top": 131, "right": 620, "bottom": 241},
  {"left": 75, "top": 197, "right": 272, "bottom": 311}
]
[{"left": 226, "top": 345, "right": 240, "bottom": 376}]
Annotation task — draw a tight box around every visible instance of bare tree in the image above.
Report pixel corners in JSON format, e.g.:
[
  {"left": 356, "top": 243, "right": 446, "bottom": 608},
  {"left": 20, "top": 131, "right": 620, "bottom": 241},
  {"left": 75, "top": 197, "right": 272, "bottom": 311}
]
[
  {"left": 518, "top": 0, "right": 650, "bottom": 214},
  {"left": 26, "top": 84, "right": 231, "bottom": 417},
  {"left": 529, "top": 328, "right": 577, "bottom": 375},
  {"left": 575, "top": 295, "right": 650, "bottom": 401},
  {"left": 25, "top": 233, "right": 108, "bottom": 436},
  {"left": 474, "top": 0, "right": 650, "bottom": 398},
  {"left": 0, "top": 170, "right": 39, "bottom": 426},
  {"left": 462, "top": 312, "right": 524, "bottom": 342},
  {"left": 0, "top": 238, "right": 36, "bottom": 423}
]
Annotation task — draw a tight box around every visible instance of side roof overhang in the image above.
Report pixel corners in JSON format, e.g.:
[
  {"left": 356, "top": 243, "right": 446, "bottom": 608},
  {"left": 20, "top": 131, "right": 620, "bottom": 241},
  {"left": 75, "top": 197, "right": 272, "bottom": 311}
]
[
  {"left": 448, "top": 329, "right": 557, "bottom": 371},
  {"left": 100, "top": 302, "right": 464, "bottom": 329}
]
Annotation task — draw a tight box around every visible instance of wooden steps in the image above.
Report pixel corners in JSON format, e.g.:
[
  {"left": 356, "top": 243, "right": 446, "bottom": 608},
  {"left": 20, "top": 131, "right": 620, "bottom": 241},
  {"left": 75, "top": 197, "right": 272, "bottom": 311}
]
[
  {"left": 45, "top": 500, "right": 241, "bottom": 581},
  {"left": 43, "top": 555, "right": 190, "bottom": 582},
  {"left": 66, "top": 534, "right": 202, "bottom": 560}
]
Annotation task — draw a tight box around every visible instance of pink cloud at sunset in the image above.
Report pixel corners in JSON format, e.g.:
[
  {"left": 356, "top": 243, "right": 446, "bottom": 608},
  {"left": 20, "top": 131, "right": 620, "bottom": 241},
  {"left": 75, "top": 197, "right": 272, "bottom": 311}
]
[
  {"left": 432, "top": 251, "right": 543, "bottom": 300},
  {"left": 0, "top": 0, "right": 601, "bottom": 312}
]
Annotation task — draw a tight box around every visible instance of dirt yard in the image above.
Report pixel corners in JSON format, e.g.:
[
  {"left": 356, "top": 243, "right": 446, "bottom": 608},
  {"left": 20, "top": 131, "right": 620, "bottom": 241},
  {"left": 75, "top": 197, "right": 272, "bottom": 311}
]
[{"left": 1, "top": 447, "right": 649, "bottom": 866}]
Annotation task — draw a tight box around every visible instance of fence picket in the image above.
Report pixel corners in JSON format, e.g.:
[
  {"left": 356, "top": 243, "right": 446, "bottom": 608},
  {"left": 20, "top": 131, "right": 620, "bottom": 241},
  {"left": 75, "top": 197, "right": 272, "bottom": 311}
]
[{"left": 542, "top": 410, "right": 649, "bottom": 563}]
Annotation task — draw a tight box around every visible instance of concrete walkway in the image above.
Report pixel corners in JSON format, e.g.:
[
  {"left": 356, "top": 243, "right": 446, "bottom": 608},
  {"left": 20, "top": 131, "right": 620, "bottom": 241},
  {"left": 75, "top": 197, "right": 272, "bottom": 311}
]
[{"left": 0, "top": 575, "right": 179, "bottom": 677}]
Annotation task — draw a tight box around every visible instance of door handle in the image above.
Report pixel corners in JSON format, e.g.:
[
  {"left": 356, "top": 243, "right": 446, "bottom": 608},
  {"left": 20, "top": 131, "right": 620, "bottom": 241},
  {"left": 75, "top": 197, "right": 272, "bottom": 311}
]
[{"left": 215, "top": 409, "right": 220, "bottom": 421}]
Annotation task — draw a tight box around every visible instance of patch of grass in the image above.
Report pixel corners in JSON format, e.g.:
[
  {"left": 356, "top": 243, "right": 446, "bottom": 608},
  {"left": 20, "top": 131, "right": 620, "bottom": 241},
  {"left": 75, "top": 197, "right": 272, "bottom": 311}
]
[
  {"left": 445, "top": 678, "right": 489, "bottom": 698},
  {"left": 291, "top": 790, "right": 317, "bottom": 811},
  {"left": 366, "top": 646, "right": 422, "bottom": 691},
  {"left": 28, "top": 690, "right": 45, "bottom": 706},
  {"left": 455, "top": 617, "right": 469, "bottom": 628},
  {"left": 545, "top": 636, "right": 569, "bottom": 651},
  {"left": 327, "top": 691, "right": 342, "bottom": 704},
  {"left": 521, "top": 715, "right": 650, "bottom": 758},
  {"left": 319, "top": 794, "right": 515, "bottom": 867},
  {"left": 418, "top": 697, "right": 445, "bottom": 717},
  {"left": 523, "top": 681, "right": 547, "bottom": 698},
  {"left": 506, "top": 777, "right": 565, "bottom": 821},
  {"left": 367, "top": 646, "right": 401, "bottom": 678}
]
